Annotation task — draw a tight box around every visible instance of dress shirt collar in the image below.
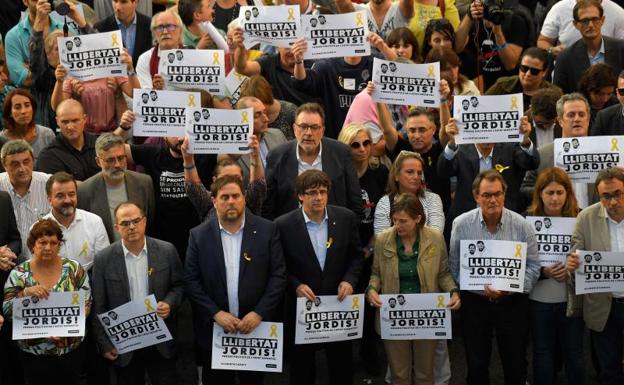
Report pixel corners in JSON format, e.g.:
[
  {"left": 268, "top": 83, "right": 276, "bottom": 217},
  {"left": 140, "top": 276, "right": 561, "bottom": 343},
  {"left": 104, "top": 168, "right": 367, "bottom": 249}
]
[
  {"left": 218, "top": 215, "right": 246, "bottom": 236},
  {"left": 477, "top": 207, "right": 507, "bottom": 231},
  {"left": 474, "top": 145, "right": 494, "bottom": 160},
  {"left": 115, "top": 13, "right": 137, "bottom": 27},
  {"left": 296, "top": 141, "right": 323, "bottom": 165},
  {"left": 121, "top": 238, "right": 148, "bottom": 258},
  {"left": 302, "top": 207, "right": 328, "bottom": 225}
]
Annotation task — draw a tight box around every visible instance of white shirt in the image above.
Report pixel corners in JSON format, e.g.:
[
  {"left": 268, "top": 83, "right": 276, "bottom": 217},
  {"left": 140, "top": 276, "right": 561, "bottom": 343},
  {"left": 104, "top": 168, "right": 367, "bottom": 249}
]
[
  {"left": 574, "top": 182, "right": 589, "bottom": 209},
  {"left": 122, "top": 239, "right": 149, "bottom": 302},
  {"left": 355, "top": 2, "right": 410, "bottom": 41},
  {"left": 296, "top": 142, "right": 323, "bottom": 174},
  {"left": 219, "top": 217, "right": 245, "bottom": 317},
  {"left": 136, "top": 47, "right": 156, "bottom": 89},
  {"left": 606, "top": 209, "right": 624, "bottom": 298},
  {"left": 43, "top": 209, "right": 110, "bottom": 271}
]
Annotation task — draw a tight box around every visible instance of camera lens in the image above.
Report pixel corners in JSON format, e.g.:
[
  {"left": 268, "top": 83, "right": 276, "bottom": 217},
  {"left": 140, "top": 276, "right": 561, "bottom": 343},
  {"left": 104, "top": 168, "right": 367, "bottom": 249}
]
[{"left": 56, "top": 2, "right": 70, "bottom": 16}]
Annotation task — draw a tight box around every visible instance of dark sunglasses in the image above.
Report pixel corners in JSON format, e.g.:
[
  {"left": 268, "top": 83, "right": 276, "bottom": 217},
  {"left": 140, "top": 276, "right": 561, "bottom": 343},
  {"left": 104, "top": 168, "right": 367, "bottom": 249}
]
[
  {"left": 617, "top": 88, "right": 624, "bottom": 96},
  {"left": 519, "top": 65, "right": 543, "bottom": 76},
  {"left": 350, "top": 140, "right": 372, "bottom": 149}
]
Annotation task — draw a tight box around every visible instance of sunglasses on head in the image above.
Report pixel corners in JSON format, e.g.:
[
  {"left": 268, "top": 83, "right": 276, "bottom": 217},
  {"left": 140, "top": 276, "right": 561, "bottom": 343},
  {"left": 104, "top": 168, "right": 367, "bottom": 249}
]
[
  {"left": 350, "top": 140, "right": 371, "bottom": 149},
  {"left": 519, "top": 65, "right": 543, "bottom": 75}
]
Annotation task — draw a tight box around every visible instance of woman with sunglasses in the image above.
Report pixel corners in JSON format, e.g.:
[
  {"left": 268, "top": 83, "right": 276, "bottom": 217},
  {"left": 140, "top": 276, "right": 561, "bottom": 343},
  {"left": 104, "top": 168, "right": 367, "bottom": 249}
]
[
  {"left": 577, "top": 63, "right": 618, "bottom": 129},
  {"left": 526, "top": 167, "right": 584, "bottom": 385}
]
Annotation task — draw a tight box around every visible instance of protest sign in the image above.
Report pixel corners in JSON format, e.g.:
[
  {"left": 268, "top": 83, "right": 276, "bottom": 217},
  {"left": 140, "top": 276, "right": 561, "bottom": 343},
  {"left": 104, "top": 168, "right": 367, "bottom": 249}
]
[
  {"left": 459, "top": 240, "right": 527, "bottom": 293},
  {"left": 97, "top": 295, "right": 172, "bottom": 354},
  {"left": 159, "top": 49, "right": 225, "bottom": 95},
  {"left": 225, "top": 70, "right": 249, "bottom": 106},
  {"left": 301, "top": 12, "right": 370, "bottom": 59},
  {"left": 526, "top": 216, "right": 575, "bottom": 267},
  {"left": 240, "top": 5, "right": 301, "bottom": 48},
  {"left": 453, "top": 93, "right": 523, "bottom": 144},
  {"left": 379, "top": 293, "right": 451, "bottom": 340},
  {"left": 186, "top": 108, "right": 253, "bottom": 154},
  {"left": 553, "top": 136, "right": 624, "bottom": 183},
  {"left": 13, "top": 291, "right": 87, "bottom": 339},
  {"left": 132, "top": 89, "right": 200, "bottom": 137},
  {"left": 295, "top": 294, "right": 364, "bottom": 345},
  {"left": 58, "top": 31, "right": 126, "bottom": 81},
  {"left": 211, "top": 322, "right": 283, "bottom": 372},
  {"left": 371, "top": 58, "right": 439, "bottom": 107},
  {"left": 575, "top": 250, "right": 624, "bottom": 294}
]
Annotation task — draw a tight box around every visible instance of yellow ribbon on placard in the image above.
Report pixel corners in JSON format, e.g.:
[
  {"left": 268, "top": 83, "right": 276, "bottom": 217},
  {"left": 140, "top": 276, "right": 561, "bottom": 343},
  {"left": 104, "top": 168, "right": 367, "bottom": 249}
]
[
  {"left": 436, "top": 295, "right": 445, "bottom": 308},
  {"left": 355, "top": 13, "right": 363, "bottom": 27},
  {"left": 495, "top": 164, "right": 510, "bottom": 173},
  {"left": 111, "top": 33, "right": 120, "bottom": 47},
  {"left": 514, "top": 244, "right": 522, "bottom": 258},
  {"left": 351, "top": 296, "right": 360, "bottom": 310},
  {"left": 212, "top": 52, "right": 220, "bottom": 65},
  {"left": 270, "top": 324, "right": 278, "bottom": 337},
  {"left": 79, "top": 241, "right": 88, "bottom": 257},
  {"left": 287, "top": 8, "right": 295, "bottom": 21},
  {"left": 145, "top": 298, "right": 155, "bottom": 311},
  {"left": 241, "top": 111, "right": 249, "bottom": 123},
  {"left": 71, "top": 293, "right": 79, "bottom": 305},
  {"left": 510, "top": 96, "right": 518, "bottom": 109},
  {"left": 612, "top": 138, "right": 619, "bottom": 151},
  {"left": 427, "top": 64, "right": 435, "bottom": 78},
  {"left": 187, "top": 95, "right": 196, "bottom": 107},
  {"left": 235, "top": 72, "right": 243, "bottom": 81}
]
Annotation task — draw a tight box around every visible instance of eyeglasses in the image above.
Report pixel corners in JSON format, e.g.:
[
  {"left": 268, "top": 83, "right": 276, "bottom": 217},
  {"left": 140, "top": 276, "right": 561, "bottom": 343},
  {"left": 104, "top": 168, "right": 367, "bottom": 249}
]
[
  {"left": 479, "top": 191, "right": 504, "bottom": 200},
  {"left": 532, "top": 119, "right": 555, "bottom": 130},
  {"left": 118, "top": 217, "right": 144, "bottom": 228},
  {"left": 617, "top": 88, "right": 624, "bottom": 96},
  {"left": 303, "top": 189, "right": 328, "bottom": 197},
  {"left": 599, "top": 191, "right": 624, "bottom": 202},
  {"left": 575, "top": 16, "right": 602, "bottom": 26},
  {"left": 152, "top": 24, "right": 179, "bottom": 33},
  {"left": 519, "top": 65, "right": 543, "bottom": 76},
  {"left": 295, "top": 123, "right": 323, "bottom": 132},
  {"left": 350, "top": 140, "right": 371, "bottom": 149},
  {"left": 99, "top": 155, "right": 127, "bottom": 165}
]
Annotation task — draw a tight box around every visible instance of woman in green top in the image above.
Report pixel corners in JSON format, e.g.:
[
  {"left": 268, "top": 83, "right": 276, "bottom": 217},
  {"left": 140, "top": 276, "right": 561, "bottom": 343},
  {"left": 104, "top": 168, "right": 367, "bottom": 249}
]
[
  {"left": 367, "top": 193, "right": 460, "bottom": 385},
  {"left": 3, "top": 219, "right": 91, "bottom": 385}
]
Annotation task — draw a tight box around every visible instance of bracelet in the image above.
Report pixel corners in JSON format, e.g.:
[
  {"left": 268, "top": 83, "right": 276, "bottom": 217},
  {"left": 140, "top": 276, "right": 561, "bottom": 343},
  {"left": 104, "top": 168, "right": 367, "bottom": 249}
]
[
  {"left": 294, "top": 60, "right": 303, "bottom": 65},
  {"left": 127, "top": 68, "right": 136, "bottom": 77},
  {"left": 497, "top": 42, "right": 508, "bottom": 50},
  {"left": 440, "top": 98, "right": 448, "bottom": 103},
  {"left": 365, "top": 285, "right": 377, "bottom": 294},
  {"left": 183, "top": 163, "right": 196, "bottom": 170},
  {"left": 119, "top": 124, "right": 131, "bottom": 131},
  {"left": 450, "top": 288, "right": 460, "bottom": 296}
]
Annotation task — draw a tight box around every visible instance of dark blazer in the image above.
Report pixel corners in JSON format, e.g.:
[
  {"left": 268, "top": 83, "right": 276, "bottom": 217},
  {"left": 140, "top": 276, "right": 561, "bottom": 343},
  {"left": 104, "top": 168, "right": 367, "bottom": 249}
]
[
  {"left": 184, "top": 211, "right": 286, "bottom": 350},
  {"left": 275, "top": 205, "right": 363, "bottom": 296},
  {"left": 437, "top": 143, "right": 540, "bottom": 220},
  {"left": 262, "top": 138, "right": 363, "bottom": 220},
  {"left": 77, "top": 171, "right": 155, "bottom": 242},
  {"left": 90, "top": 237, "right": 184, "bottom": 367},
  {"left": 94, "top": 12, "right": 152, "bottom": 67},
  {"left": 554, "top": 36, "right": 624, "bottom": 94},
  {"left": 0, "top": 191, "right": 21, "bottom": 287},
  {"left": 591, "top": 103, "right": 624, "bottom": 136}
]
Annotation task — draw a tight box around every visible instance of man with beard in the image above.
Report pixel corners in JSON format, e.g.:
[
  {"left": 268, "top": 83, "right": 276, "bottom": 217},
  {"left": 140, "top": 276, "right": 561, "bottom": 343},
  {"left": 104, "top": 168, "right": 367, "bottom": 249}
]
[{"left": 78, "top": 134, "right": 155, "bottom": 242}]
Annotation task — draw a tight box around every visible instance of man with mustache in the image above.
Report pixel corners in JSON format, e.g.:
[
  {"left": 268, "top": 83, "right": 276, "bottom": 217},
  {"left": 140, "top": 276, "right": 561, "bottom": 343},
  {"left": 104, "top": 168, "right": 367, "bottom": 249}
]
[{"left": 77, "top": 134, "right": 155, "bottom": 243}]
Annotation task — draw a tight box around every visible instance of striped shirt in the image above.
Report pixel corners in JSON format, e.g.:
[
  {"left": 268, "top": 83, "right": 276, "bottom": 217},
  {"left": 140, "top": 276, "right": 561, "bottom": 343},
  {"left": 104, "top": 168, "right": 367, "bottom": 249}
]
[{"left": 373, "top": 191, "right": 445, "bottom": 234}]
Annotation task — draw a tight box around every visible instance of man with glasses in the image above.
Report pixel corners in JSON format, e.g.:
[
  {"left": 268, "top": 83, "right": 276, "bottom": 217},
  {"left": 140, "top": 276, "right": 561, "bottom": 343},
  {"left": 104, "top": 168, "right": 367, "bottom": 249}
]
[
  {"left": 566, "top": 167, "right": 624, "bottom": 384},
  {"left": 91, "top": 201, "right": 183, "bottom": 385},
  {"left": 449, "top": 169, "right": 539, "bottom": 385},
  {"left": 554, "top": 0, "right": 624, "bottom": 94},
  {"left": 263, "top": 103, "right": 362, "bottom": 219},
  {"left": 527, "top": 87, "right": 563, "bottom": 148},
  {"left": 78, "top": 133, "right": 155, "bottom": 242},
  {"left": 591, "top": 70, "right": 624, "bottom": 136}
]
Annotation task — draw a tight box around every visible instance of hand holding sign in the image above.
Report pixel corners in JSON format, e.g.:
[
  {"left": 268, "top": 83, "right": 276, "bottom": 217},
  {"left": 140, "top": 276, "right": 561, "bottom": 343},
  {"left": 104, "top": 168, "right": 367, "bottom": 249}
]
[
  {"left": 337, "top": 281, "right": 354, "bottom": 301},
  {"left": 366, "top": 288, "right": 383, "bottom": 308},
  {"left": 214, "top": 311, "right": 240, "bottom": 333},
  {"left": 237, "top": 311, "right": 262, "bottom": 334},
  {"left": 23, "top": 285, "right": 50, "bottom": 300},
  {"left": 566, "top": 251, "right": 580, "bottom": 272}
]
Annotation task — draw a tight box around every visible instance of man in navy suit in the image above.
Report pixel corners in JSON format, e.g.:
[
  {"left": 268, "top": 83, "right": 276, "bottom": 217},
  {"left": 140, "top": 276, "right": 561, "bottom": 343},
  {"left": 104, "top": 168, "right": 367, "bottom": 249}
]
[
  {"left": 275, "top": 170, "right": 363, "bottom": 385},
  {"left": 185, "top": 175, "right": 286, "bottom": 385}
]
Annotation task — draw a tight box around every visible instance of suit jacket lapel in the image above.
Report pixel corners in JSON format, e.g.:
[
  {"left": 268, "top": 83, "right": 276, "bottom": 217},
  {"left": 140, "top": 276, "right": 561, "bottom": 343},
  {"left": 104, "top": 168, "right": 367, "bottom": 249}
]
[
  {"left": 113, "top": 243, "right": 131, "bottom": 301},
  {"left": 145, "top": 237, "right": 163, "bottom": 294},
  {"left": 326, "top": 207, "right": 337, "bottom": 271},
  {"left": 95, "top": 175, "right": 113, "bottom": 237},
  {"left": 238, "top": 214, "right": 255, "bottom": 286},
  {"left": 209, "top": 218, "right": 228, "bottom": 287}
]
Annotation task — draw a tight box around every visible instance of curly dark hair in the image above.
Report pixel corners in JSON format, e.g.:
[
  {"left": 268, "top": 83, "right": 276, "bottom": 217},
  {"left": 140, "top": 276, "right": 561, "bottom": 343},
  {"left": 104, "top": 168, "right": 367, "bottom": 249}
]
[{"left": 27, "top": 219, "right": 64, "bottom": 253}]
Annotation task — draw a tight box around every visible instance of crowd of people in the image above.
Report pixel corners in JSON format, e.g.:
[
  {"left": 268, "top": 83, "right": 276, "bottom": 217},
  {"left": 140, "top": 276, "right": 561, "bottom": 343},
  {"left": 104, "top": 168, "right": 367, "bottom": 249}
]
[{"left": 1, "top": 0, "right": 624, "bottom": 384}]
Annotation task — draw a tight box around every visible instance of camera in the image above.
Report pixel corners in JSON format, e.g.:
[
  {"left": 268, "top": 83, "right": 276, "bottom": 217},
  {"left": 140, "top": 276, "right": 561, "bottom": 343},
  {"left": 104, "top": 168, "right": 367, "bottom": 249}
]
[
  {"left": 49, "top": 0, "right": 70, "bottom": 16},
  {"left": 482, "top": 0, "right": 506, "bottom": 25}
]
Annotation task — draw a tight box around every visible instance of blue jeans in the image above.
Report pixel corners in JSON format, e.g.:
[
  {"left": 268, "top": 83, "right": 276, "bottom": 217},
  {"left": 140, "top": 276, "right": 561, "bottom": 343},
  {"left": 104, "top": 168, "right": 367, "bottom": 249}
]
[
  {"left": 591, "top": 299, "right": 624, "bottom": 385},
  {"left": 529, "top": 300, "right": 585, "bottom": 385}
]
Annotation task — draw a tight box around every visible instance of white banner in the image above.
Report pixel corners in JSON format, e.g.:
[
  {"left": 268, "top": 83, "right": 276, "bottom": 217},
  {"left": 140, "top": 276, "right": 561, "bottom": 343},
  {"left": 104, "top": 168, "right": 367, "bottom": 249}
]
[
  {"left": 225, "top": 70, "right": 249, "bottom": 106},
  {"left": 526, "top": 216, "right": 575, "bottom": 267},
  {"left": 211, "top": 322, "right": 283, "bottom": 372},
  {"left": 371, "top": 58, "right": 439, "bottom": 108},
  {"left": 186, "top": 108, "right": 253, "bottom": 154},
  {"left": 301, "top": 12, "right": 370, "bottom": 59},
  {"left": 459, "top": 240, "right": 527, "bottom": 293},
  {"left": 453, "top": 93, "right": 523, "bottom": 144},
  {"left": 159, "top": 49, "right": 225, "bottom": 95},
  {"left": 58, "top": 31, "right": 126, "bottom": 81},
  {"left": 379, "top": 293, "right": 451, "bottom": 340},
  {"left": 295, "top": 294, "right": 364, "bottom": 345},
  {"left": 575, "top": 250, "right": 624, "bottom": 294},
  {"left": 553, "top": 136, "right": 624, "bottom": 183},
  {"left": 13, "top": 291, "right": 87, "bottom": 339},
  {"left": 97, "top": 295, "right": 172, "bottom": 354},
  {"left": 240, "top": 5, "right": 301, "bottom": 48},
  {"left": 132, "top": 89, "right": 200, "bottom": 137}
]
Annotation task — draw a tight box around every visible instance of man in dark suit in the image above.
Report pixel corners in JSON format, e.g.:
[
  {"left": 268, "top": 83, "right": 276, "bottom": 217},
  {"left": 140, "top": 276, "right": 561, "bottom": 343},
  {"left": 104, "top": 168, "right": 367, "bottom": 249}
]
[
  {"left": 275, "top": 170, "right": 363, "bottom": 385},
  {"left": 91, "top": 201, "right": 184, "bottom": 385},
  {"left": 94, "top": 0, "right": 152, "bottom": 68},
  {"left": 554, "top": 0, "right": 624, "bottom": 94},
  {"left": 263, "top": 103, "right": 362, "bottom": 220},
  {"left": 591, "top": 70, "right": 624, "bottom": 136},
  {"left": 184, "top": 175, "right": 286, "bottom": 384}
]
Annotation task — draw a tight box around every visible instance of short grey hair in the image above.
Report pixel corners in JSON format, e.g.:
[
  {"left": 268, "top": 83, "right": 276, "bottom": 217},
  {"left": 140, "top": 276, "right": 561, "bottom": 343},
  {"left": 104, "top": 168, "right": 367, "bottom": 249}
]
[
  {"left": 95, "top": 133, "right": 125, "bottom": 156},
  {"left": 556, "top": 93, "right": 590, "bottom": 118},
  {"left": 1, "top": 139, "right": 33, "bottom": 165},
  {"left": 150, "top": 10, "right": 184, "bottom": 43}
]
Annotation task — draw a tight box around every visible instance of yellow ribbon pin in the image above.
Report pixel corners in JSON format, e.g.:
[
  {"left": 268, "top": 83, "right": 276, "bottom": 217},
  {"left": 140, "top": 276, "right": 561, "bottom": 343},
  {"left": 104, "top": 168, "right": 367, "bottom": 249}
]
[
  {"left": 244, "top": 253, "right": 251, "bottom": 262},
  {"left": 510, "top": 96, "right": 518, "bottom": 109},
  {"left": 241, "top": 111, "right": 249, "bottom": 123},
  {"left": 612, "top": 138, "right": 619, "bottom": 151},
  {"left": 427, "top": 64, "right": 435, "bottom": 78},
  {"left": 287, "top": 8, "right": 295, "bottom": 21},
  {"left": 145, "top": 298, "right": 155, "bottom": 312},
  {"left": 187, "top": 95, "right": 196, "bottom": 107},
  {"left": 436, "top": 295, "right": 445, "bottom": 308},
  {"left": 514, "top": 244, "right": 522, "bottom": 258},
  {"left": 326, "top": 237, "right": 333, "bottom": 249},
  {"left": 270, "top": 324, "right": 278, "bottom": 337},
  {"left": 71, "top": 293, "right": 79, "bottom": 305},
  {"left": 111, "top": 33, "right": 120, "bottom": 47},
  {"left": 148, "top": 267, "right": 154, "bottom": 276},
  {"left": 351, "top": 296, "right": 360, "bottom": 309},
  {"left": 495, "top": 164, "right": 510, "bottom": 173},
  {"left": 79, "top": 241, "right": 88, "bottom": 257},
  {"left": 355, "top": 13, "right": 363, "bottom": 27},
  {"left": 212, "top": 52, "right": 220, "bottom": 65}
]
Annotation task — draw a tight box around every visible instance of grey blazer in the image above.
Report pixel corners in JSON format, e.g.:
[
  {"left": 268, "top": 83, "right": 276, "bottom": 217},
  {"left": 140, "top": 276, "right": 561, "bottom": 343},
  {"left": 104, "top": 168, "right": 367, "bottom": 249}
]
[
  {"left": 90, "top": 237, "right": 184, "bottom": 366},
  {"left": 237, "top": 128, "right": 287, "bottom": 182},
  {"left": 77, "top": 171, "right": 155, "bottom": 242}
]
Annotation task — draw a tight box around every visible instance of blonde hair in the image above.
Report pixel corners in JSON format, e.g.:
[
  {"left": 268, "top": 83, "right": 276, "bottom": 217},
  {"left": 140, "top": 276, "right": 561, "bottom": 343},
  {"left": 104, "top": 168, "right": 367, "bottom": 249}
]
[{"left": 337, "top": 123, "right": 379, "bottom": 170}]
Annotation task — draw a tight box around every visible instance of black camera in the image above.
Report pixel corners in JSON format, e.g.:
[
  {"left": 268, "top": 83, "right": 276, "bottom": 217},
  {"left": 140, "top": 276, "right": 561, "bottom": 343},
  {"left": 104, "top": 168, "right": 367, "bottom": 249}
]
[
  {"left": 49, "top": 0, "right": 70, "bottom": 16},
  {"left": 482, "top": 0, "right": 506, "bottom": 25}
]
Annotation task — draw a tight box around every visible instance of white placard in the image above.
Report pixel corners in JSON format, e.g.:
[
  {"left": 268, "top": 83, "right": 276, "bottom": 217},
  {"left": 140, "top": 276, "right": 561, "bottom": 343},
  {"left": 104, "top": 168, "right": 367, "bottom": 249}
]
[
  {"left": 575, "top": 250, "right": 624, "bottom": 294},
  {"left": 301, "top": 12, "right": 370, "bottom": 59},
  {"left": 199, "top": 21, "right": 230, "bottom": 52},
  {"left": 379, "top": 293, "right": 451, "bottom": 340},
  {"left": 453, "top": 93, "right": 523, "bottom": 144},
  {"left": 527, "top": 216, "right": 575, "bottom": 266},
  {"left": 58, "top": 31, "right": 126, "bottom": 81},
  {"left": 371, "top": 58, "right": 439, "bottom": 108},
  {"left": 240, "top": 5, "right": 301, "bottom": 48},
  {"left": 225, "top": 70, "right": 249, "bottom": 105},
  {"left": 211, "top": 322, "right": 283, "bottom": 372},
  {"left": 295, "top": 294, "right": 364, "bottom": 345},
  {"left": 459, "top": 240, "right": 527, "bottom": 293},
  {"left": 132, "top": 89, "right": 200, "bottom": 137},
  {"left": 553, "top": 136, "right": 624, "bottom": 183},
  {"left": 159, "top": 49, "right": 225, "bottom": 95},
  {"left": 186, "top": 107, "right": 253, "bottom": 154},
  {"left": 12, "top": 291, "right": 87, "bottom": 340},
  {"left": 96, "top": 295, "right": 172, "bottom": 354}
]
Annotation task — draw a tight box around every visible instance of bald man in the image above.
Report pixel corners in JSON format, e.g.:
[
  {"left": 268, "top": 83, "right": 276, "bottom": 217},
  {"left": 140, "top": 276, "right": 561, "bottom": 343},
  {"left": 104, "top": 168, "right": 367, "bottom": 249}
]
[{"left": 35, "top": 99, "right": 100, "bottom": 181}]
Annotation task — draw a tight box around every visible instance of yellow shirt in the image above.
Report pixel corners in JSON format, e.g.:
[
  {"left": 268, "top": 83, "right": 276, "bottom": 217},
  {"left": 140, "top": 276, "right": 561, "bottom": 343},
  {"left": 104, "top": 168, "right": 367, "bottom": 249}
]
[{"left": 408, "top": 0, "right": 460, "bottom": 51}]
